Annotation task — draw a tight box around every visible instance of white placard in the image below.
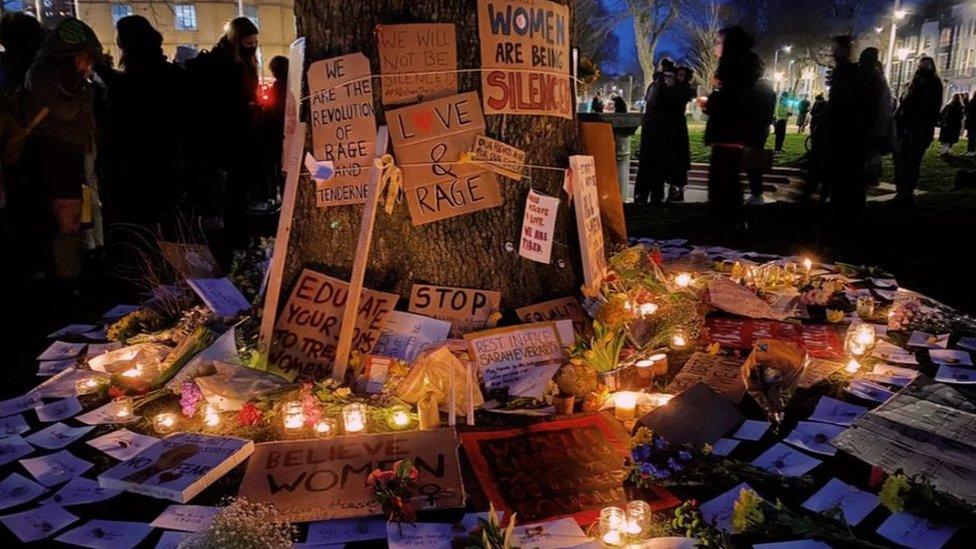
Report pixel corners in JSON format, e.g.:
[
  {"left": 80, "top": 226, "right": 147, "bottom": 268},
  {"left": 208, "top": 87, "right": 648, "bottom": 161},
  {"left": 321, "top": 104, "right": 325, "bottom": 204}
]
[
  {"left": 518, "top": 189, "right": 559, "bottom": 264},
  {"left": 187, "top": 277, "right": 252, "bottom": 318}
]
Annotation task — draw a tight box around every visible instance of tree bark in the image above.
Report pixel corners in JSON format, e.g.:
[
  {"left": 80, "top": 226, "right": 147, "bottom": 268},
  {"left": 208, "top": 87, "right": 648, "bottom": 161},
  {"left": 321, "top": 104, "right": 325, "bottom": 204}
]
[{"left": 285, "top": 0, "right": 582, "bottom": 311}]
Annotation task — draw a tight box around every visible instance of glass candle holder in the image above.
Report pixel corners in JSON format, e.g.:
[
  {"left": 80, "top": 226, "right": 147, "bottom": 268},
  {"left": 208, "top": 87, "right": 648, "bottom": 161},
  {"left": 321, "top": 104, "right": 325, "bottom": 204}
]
[
  {"left": 637, "top": 302, "right": 658, "bottom": 317},
  {"left": 388, "top": 405, "right": 412, "bottom": 430},
  {"left": 75, "top": 377, "right": 100, "bottom": 396},
  {"left": 856, "top": 296, "right": 876, "bottom": 319},
  {"left": 670, "top": 328, "right": 689, "bottom": 350},
  {"left": 203, "top": 404, "right": 221, "bottom": 428},
  {"left": 343, "top": 403, "right": 367, "bottom": 434},
  {"left": 626, "top": 500, "right": 652, "bottom": 541},
  {"left": 282, "top": 401, "right": 305, "bottom": 431},
  {"left": 634, "top": 359, "right": 655, "bottom": 382},
  {"left": 313, "top": 417, "right": 337, "bottom": 437},
  {"left": 112, "top": 396, "right": 133, "bottom": 421},
  {"left": 153, "top": 413, "right": 178, "bottom": 434},
  {"left": 845, "top": 358, "right": 861, "bottom": 374},
  {"left": 613, "top": 392, "right": 637, "bottom": 421},
  {"left": 598, "top": 506, "right": 627, "bottom": 547}
]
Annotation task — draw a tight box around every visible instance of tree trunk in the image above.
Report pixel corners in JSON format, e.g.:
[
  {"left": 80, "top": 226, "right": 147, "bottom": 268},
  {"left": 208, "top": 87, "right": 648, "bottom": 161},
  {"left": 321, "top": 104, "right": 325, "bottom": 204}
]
[{"left": 286, "top": 0, "right": 582, "bottom": 311}]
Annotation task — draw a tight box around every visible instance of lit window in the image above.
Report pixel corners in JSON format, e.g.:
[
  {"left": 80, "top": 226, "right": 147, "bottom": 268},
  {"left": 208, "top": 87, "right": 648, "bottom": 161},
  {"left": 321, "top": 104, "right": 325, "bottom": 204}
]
[
  {"left": 174, "top": 4, "right": 197, "bottom": 31},
  {"left": 111, "top": 3, "right": 133, "bottom": 25},
  {"left": 244, "top": 5, "right": 259, "bottom": 28}
]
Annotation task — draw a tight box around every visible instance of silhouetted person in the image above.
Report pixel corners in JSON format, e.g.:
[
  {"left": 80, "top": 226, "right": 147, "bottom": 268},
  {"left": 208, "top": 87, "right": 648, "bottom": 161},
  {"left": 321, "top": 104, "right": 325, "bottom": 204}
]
[
  {"left": 826, "top": 35, "right": 872, "bottom": 224},
  {"left": 591, "top": 93, "right": 604, "bottom": 113},
  {"left": 612, "top": 94, "right": 627, "bottom": 113},
  {"left": 796, "top": 95, "right": 811, "bottom": 133},
  {"left": 22, "top": 19, "right": 102, "bottom": 279},
  {"left": 773, "top": 92, "right": 791, "bottom": 152},
  {"left": 96, "top": 15, "right": 185, "bottom": 231},
  {"left": 939, "top": 94, "right": 964, "bottom": 156},
  {"left": 186, "top": 17, "right": 260, "bottom": 266},
  {"left": 257, "top": 55, "right": 288, "bottom": 204},
  {"left": 858, "top": 47, "right": 894, "bottom": 189},
  {"left": 704, "top": 26, "right": 774, "bottom": 229},
  {"left": 0, "top": 12, "right": 44, "bottom": 276},
  {"left": 893, "top": 57, "right": 941, "bottom": 206},
  {"left": 635, "top": 59, "right": 695, "bottom": 203}
]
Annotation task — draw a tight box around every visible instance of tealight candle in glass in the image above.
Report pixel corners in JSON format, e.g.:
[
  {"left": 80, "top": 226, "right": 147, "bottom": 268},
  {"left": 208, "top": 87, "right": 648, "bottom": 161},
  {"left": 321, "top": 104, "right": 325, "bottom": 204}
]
[
  {"left": 153, "top": 412, "right": 178, "bottom": 434},
  {"left": 598, "top": 506, "right": 626, "bottom": 547},
  {"left": 626, "top": 500, "right": 652, "bottom": 541},
  {"left": 856, "top": 296, "right": 876, "bottom": 319},
  {"left": 845, "top": 358, "right": 861, "bottom": 374},
  {"left": 671, "top": 328, "right": 689, "bottom": 350},
  {"left": 388, "top": 405, "right": 412, "bottom": 430},
  {"left": 674, "top": 272, "right": 693, "bottom": 288},
  {"left": 613, "top": 392, "right": 637, "bottom": 421},
  {"left": 203, "top": 404, "right": 220, "bottom": 428},
  {"left": 113, "top": 396, "right": 133, "bottom": 421},
  {"left": 343, "top": 403, "right": 367, "bottom": 434},
  {"left": 637, "top": 302, "right": 658, "bottom": 317},
  {"left": 75, "top": 377, "right": 99, "bottom": 396},
  {"left": 313, "top": 418, "right": 337, "bottom": 437},
  {"left": 282, "top": 401, "right": 305, "bottom": 431}
]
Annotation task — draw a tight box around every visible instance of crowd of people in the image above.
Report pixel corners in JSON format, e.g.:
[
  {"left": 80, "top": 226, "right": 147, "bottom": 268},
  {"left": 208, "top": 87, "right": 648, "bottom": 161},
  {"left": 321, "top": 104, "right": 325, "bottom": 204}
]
[
  {"left": 632, "top": 26, "right": 969, "bottom": 228},
  {"left": 0, "top": 14, "right": 287, "bottom": 281}
]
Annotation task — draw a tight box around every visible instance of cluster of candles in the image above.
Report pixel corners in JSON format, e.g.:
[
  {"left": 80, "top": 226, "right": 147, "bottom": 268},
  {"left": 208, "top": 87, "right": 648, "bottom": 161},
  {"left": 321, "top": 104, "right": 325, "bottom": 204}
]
[
  {"left": 599, "top": 501, "right": 653, "bottom": 546},
  {"left": 280, "top": 402, "right": 413, "bottom": 437},
  {"left": 844, "top": 323, "right": 877, "bottom": 374},
  {"left": 624, "top": 300, "right": 659, "bottom": 318},
  {"left": 613, "top": 391, "right": 673, "bottom": 421}
]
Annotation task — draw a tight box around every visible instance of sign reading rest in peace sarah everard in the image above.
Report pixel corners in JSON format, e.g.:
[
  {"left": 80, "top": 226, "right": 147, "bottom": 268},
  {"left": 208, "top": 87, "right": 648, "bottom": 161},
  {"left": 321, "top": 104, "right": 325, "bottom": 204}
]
[{"left": 477, "top": 0, "right": 573, "bottom": 119}]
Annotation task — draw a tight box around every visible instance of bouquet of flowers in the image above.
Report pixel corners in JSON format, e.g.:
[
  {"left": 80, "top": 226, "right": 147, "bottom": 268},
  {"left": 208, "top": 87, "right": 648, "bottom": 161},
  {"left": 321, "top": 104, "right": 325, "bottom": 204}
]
[
  {"left": 798, "top": 277, "right": 848, "bottom": 308},
  {"left": 626, "top": 428, "right": 694, "bottom": 487},
  {"left": 461, "top": 503, "right": 517, "bottom": 549},
  {"left": 368, "top": 459, "right": 420, "bottom": 523},
  {"left": 569, "top": 321, "right": 627, "bottom": 374},
  {"left": 181, "top": 497, "right": 295, "bottom": 549}
]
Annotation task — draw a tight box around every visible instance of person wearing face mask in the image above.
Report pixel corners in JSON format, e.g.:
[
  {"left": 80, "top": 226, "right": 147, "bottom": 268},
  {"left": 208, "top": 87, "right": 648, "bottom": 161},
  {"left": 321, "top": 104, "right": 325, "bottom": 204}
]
[
  {"left": 21, "top": 18, "right": 102, "bottom": 279},
  {"left": 893, "top": 56, "right": 942, "bottom": 206},
  {"left": 185, "top": 17, "right": 260, "bottom": 266}
]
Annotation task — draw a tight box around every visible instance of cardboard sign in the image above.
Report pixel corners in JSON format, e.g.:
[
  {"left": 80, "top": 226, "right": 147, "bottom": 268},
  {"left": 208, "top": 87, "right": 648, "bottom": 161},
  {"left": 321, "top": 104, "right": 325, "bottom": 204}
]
[
  {"left": 579, "top": 121, "right": 627, "bottom": 246},
  {"left": 569, "top": 156, "right": 607, "bottom": 291},
  {"left": 281, "top": 38, "right": 305, "bottom": 169},
  {"left": 238, "top": 429, "right": 465, "bottom": 522},
  {"left": 158, "top": 241, "right": 221, "bottom": 279},
  {"left": 477, "top": 0, "right": 573, "bottom": 119},
  {"left": 377, "top": 23, "right": 458, "bottom": 106},
  {"left": 464, "top": 320, "right": 573, "bottom": 394},
  {"left": 307, "top": 53, "right": 377, "bottom": 207},
  {"left": 666, "top": 352, "right": 747, "bottom": 403},
  {"left": 516, "top": 296, "right": 590, "bottom": 337},
  {"left": 472, "top": 134, "right": 526, "bottom": 180},
  {"left": 408, "top": 283, "right": 501, "bottom": 337},
  {"left": 460, "top": 414, "right": 677, "bottom": 524},
  {"left": 705, "top": 317, "right": 845, "bottom": 359},
  {"left": 518, "top": 189, "right": 559, "bottom": 264},
  {"left": 387, "top": 92, "right": 502, "bottom": 224},
  {"left": 270, "top": 269, "right": 398, "bottom": 381}
]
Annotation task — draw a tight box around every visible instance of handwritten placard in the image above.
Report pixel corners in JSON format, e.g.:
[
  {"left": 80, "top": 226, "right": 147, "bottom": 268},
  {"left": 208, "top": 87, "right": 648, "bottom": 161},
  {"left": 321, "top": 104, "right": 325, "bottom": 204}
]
[
  {"left": 477, "top": 0, "right": 573, "bottom": 119},
  {"left": 186, "top": 278, "right": 251, "bottom": 318},
  {"left": 238, "top": 429, "right": 465, "bottom": 522},
  {"left": 569, "top": 155, "right": 607, "bottom": 291},
  {"left": 516, "top": 296, "right": 590, "bottom": 337},
  {"left": 472, "top": 134, "right": 526, "bottom": 180},
  {"left": 518, "top": 189, "right": 558, "bottom": 264},
  {"left": 307, "top": 53, "right": 377, "bottom": 207},
  {"left": 270, "top": 269, "right": 397, "bottom": 381},
  {"left": 408, "top": 283, "right": 501, "bottom": 337},
  {"left": 387, "top": 92, "right": 502, "bottom": 224},
  {"left": 378, "top": 23, "right": 457, "bottom": 106},
  {"left": 158, "top": 241, "right": 221, "bottom": 279},
  {"left": 464, "top": 320, "right": 572, "bottom": 393}
]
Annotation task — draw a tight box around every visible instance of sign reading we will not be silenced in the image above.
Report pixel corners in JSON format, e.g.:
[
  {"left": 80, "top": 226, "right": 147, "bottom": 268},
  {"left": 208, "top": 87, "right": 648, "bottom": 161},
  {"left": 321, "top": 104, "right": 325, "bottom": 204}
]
[
  {"left": 477, "top": 0, "right": 573, "bottom": 119},
  {"left": 308, "top": 53, "right": 377, "bottom": 207},
  {"left": 387, "top": 92, "right": 503, "bottom": 225},
  {"left": 238, "top": 429, "right": 465, "bottom": 523},
  {"left": 269, "top": 269, "right": 397, "bottom": 381},
  {"left": 377, "top": 23, "right": 457, "bottom": 106},
  {"left": 408, "top": 283, "right": 502, "bottom": 338}
]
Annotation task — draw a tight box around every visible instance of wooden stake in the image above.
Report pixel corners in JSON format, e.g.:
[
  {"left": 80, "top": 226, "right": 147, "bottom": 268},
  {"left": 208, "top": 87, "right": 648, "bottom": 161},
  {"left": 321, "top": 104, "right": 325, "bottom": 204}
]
[
  {"left": 258, "top": 122, "right": 306, "bottom": 364},
  {"left": 331, "top": 127, "right": 390, "bottom": 383}
]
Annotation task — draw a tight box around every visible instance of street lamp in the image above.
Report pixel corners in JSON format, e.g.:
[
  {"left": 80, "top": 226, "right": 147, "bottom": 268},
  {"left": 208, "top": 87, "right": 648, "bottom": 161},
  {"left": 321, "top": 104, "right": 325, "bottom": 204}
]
[
  {"left": 884, "top": 1, "right": 909, "bottom": 81},
  {"left": 773, "top": 45, "right": 793, "bottom": 92}
]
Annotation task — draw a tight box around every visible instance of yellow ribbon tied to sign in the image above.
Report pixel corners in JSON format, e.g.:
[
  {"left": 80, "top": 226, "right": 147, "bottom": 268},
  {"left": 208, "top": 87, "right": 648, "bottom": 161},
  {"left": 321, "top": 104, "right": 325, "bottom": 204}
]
[{"left": 374, "top": 153, "right": 402, "bottom": 214}]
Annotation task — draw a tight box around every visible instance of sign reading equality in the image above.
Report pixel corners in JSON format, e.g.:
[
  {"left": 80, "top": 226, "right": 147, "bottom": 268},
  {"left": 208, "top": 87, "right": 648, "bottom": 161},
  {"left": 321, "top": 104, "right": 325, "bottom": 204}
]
[
  {"left": 307, "top": 53, "right": 377, "bottom": 207},
  {"left": 239, "top": 429, "right": 465, "bottom": 522},
  {"left": 477, "top": 0, "right": 573, "bottom": 119}
]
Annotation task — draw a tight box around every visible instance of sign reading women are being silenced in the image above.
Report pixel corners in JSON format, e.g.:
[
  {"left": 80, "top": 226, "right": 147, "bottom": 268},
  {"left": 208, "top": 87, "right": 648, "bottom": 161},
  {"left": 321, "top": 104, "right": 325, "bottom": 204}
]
[{"left": 477, "top": 0, "right": 572, "bottom": 119}]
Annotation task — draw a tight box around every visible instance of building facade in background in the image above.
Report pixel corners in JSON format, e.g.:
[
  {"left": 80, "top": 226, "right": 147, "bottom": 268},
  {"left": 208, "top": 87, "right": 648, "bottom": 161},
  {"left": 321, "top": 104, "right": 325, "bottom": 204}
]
[
  {"left": 24, "top": 0, "right": 296, "bottom": 76},
  {"left": 893, "top": 0, "right": 976, "bottom": 102}
]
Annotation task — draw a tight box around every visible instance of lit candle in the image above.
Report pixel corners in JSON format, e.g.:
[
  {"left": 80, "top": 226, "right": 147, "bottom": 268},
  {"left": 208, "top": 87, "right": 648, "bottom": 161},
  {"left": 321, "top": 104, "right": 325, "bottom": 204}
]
[
  {"left": 637, "top": 302, "right": 658, "bottom": 317},
  {"left": 614, "top": 392, "right": 637, "bottom": 421},
  {"left": 802, "top": 257, "right": 813, "bottom": 273},
  {"left": 204, "top": 404, "right": 220, "bottom": 427},
  {"left": 75, "top": 377, "right": 99, "bottom": 395},
  {"left": 850, "top": 342, "right": 866, "bottom": 356},
  {"left": 113, "top": 396, "right": 133, "bottom": 420},
  {"left": 282, "top": 401, "right": 304, "bottom": 431},
  {"left": 313, "top": 418, "right": 337, "bottom": 437},
  {"left": 388, "top": 405, "right": 411, "bottom": 430},
  {"left": 599, "top": 507, "right": 626, "bottom": 548},
  {"left": 854, "top": 324, "right": 876, "bottom": 347},
  {"left": 120, "top": 368, "right": 141, "bottom": 378},
  {"left": 634, "top": 359, "right": 655, "bottom": 382},
  {"left": 626, "top": 500, "right": 652, "bottom": 540},
  {"left": 845, "top": 358, "right": 861, "bottom": 374},
  {"left": 674, "top": 272, "right": 693, "bottom": 288},
  {"left": 671, "top": 328, "right": 688, "bottom": 349},
  {"left": 153, "top": 413, "right": 178, "bottom": 434},
  {"left": 343, "top": 403, "right": 367, "bottom": 434}
]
